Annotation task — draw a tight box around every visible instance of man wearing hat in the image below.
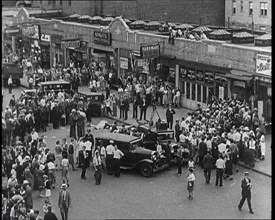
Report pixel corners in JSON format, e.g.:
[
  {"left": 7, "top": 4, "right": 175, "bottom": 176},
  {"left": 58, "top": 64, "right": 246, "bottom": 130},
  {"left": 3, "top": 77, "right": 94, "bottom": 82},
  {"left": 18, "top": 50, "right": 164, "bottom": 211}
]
[
  {"left": 166, "top": 104, "right": 176, "bottom": 129},
  {"left": 58, "top": 183, "right": 71, "bottom": 220},
  {"left": 69, "top": 109, "right": 78, "bottom": 139},
  {"left": 23, "top": 180, "right": 33, "bottom": 210},
  {"left": 106, "top": 140, "right": 115, "bottom": 175},
  {"left": 238, "top": 172, "right": 254, "bottom": 214}
]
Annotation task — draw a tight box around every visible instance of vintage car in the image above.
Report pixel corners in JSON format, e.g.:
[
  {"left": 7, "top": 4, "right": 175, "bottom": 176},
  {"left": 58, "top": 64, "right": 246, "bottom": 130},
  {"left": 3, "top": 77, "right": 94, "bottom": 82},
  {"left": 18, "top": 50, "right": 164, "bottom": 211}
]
[
  {"left": 137, "top": 124, "right": 190, "bottom": 164},
  {"left": 38, "top": 80, "right": 71, "bottom": 93},
  {"left": 93, "top": 130, "right": 168, "bottom": 177},
  {"left": 78, "top": 91, "right": 104, "bottom": 116}
]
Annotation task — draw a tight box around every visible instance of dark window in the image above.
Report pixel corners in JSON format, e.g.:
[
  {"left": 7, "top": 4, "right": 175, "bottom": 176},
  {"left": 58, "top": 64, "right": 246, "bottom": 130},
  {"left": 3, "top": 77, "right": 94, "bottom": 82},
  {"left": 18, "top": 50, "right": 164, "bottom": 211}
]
[
  {"left": 240, "top": 1, "right": 243, "bottom": 12},
  {"left": 202, "top": 86, "right": 207, "bottom": 103},
  {"left": 68, "top": 0, "right": 71, "bottom": 6},
  {"left": 181, "top": 81, "right": 185, "bottom": 95},
  {"left": 191, "top": 83, "right": 196, "bottom": 100},
  {"left": 232, "top": 0, "right": 236, "bottom": 15},
  {"left": 60, "top": 0, "right": 62, "bottom": 5},
  {"left": 260, "top": 2, "right": 267, "bottom": 16},
  {"left": 186, "top": 82, "right": 190, "bottom": 99},
  {"left": 197, "top": 84, "right": 201, "bottom": 102},
  {"left": 40, "top": 0, "right": 42, "bottom": 4},
  {"left": 249, "top": 1, "right": 253, "bottom": 15}
]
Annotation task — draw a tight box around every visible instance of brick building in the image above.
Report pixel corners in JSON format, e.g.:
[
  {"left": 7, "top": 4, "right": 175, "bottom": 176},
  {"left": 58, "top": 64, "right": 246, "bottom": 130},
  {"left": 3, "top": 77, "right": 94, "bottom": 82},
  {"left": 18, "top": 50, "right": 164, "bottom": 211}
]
[
  {"left": 32, "top": 0, "right": 225, "bottom": 26},
  {"left": 12, "top": 8, "right": 272, "bottom": 122},
  {"left": 225, "top": 0, "right": 271, "bottom": 33}
]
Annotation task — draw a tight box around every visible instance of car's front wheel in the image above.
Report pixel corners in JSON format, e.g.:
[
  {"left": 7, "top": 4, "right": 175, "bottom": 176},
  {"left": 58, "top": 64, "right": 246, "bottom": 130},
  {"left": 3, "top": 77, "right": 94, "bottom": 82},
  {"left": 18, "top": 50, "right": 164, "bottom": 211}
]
[{"left": 140, "top": 163, "right": 153, "bottom": 177}]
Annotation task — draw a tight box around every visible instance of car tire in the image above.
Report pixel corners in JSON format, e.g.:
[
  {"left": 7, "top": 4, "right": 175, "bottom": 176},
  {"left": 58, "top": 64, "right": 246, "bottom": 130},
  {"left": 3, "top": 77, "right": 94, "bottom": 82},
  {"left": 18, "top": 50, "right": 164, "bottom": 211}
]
[{"left": 140, "top": 163, "right": 153, "bottom": 177}]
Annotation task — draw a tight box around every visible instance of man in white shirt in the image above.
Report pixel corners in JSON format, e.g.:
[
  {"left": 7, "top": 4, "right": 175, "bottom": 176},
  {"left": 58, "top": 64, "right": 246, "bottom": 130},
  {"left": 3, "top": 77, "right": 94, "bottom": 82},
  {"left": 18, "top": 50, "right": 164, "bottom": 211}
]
[
  {"left": 113, "top": 144, "right": 124, "bottom": 177},
  {"left": 8, "top": 75, "right": 13, "bottom": 94},
  {"left": 31, "top": 128, "right": 39, "bottom": 147},
  {"left": 215, "top": 155, "right": 225, "bottom": 187},
  {"left": 106, "top": 140, "right": 115, "bottom": 175},
  {"left": 99, "top": 141, "right": 106, "bottom": 172}
]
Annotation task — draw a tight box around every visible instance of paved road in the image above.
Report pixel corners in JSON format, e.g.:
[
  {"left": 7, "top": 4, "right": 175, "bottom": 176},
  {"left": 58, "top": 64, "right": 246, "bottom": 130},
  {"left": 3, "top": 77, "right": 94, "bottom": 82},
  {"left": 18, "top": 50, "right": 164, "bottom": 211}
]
[{"left": 2, "top": 86, "right": 272, "bottom": 219}]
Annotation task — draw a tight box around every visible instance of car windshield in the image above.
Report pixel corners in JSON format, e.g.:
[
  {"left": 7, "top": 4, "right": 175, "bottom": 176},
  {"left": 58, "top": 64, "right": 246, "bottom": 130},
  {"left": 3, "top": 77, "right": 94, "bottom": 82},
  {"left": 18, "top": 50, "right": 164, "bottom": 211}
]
[
  {"left": 130, "top": 140, "right": 142, "bottom": 151},
  {"left": 157, "top": 132, "right": 174, "bottom": 141}
]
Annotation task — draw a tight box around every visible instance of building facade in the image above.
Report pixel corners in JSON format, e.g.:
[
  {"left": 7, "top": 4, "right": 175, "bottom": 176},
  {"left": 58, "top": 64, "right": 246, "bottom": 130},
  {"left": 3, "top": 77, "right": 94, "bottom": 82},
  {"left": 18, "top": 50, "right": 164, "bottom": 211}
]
[
  {"left": 14, "top": 8, "right": 272, "bottom": 122},
  {"left": 32, "top": 0, "right": 225, "bottom": 26},
  {"left": 225, "top": 0, "right": 272, "bottom": 32}
]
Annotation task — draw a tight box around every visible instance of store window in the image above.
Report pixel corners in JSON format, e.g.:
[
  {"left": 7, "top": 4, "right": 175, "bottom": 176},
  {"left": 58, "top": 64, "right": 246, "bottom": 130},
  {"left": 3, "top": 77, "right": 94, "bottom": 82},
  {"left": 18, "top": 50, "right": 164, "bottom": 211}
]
[
  {"left": 232, "top": 0, "right": 236, "bottom": 15},
  {"left": 186, "top": 82, "right": 190, "bottom": 99},
  {"left": 191, "top": 84, "right": 196, "bottom": 100},
  {"left": 260, "top": 2, "right": 267, "bottom": 16},
  {"left": 249, "top": 1, "right": 253, "bottom": 16},
  {"left": 197, "top": 84, "right": 201, "bottom": 102},
  {"left": 202, "top": 86, "right": 207, "bottom": 103}
]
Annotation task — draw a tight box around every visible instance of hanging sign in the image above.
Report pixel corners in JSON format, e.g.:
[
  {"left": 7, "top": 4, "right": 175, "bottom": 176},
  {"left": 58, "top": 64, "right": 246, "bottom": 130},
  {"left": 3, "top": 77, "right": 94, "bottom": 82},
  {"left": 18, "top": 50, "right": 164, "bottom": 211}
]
[
  {"left": 94, "top": 31, "right": 112, "bottom": 46},
  {"left": 218, "top": 86, "right": 224, "bottom": 100},
  {"left": 256, "top": 54, "right": 271, "bottom": 76},
  {"left": 61, "top": 40, "right": 80, "bottom": 49},
  {"left": 140, "top": 44, "right": 160, "bottom": 59},
  {"left": 41, "top": 34, "right": 51, "bottom": 42},
  {"left": 120, "top": 57, "right": 128, "bottom": 69},
  {"left": 22, "top": 24, "right": 40, "bottom": 39}
]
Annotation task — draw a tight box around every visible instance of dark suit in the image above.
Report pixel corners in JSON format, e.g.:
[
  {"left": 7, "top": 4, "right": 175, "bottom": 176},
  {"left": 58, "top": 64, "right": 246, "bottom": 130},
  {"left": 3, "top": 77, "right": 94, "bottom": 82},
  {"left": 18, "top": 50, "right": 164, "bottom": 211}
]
[
  {"left": 166, "top": 108, "right": 175, "bottom": 129},
  {"left": 198, "top": 141, "right": 208, "bottom": 168},
  {"left": 133, "top": 97, "right": 139, "bottom": 119},
  {"left": 44, "top": 211, "right": 58, "bottom": 220},
  {"left": 238, "top": 177, "right": 253, "bottom": 212},
  {"left": 139, "top": 98, "right": 148, "bottom": 121},
  {"left": 203, "top": 153, "right": 214, "bottom": 183},
  {"left": 58, "top": 189, "right": 71, "bottom": 220}
]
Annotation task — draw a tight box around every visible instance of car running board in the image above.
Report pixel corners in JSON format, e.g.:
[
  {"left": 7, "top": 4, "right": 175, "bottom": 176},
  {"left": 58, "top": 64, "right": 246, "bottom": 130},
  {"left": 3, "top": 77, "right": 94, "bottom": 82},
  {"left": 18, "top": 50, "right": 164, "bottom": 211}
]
[{"left": 120, "top": 166, "right": 132, "bottom": 170}]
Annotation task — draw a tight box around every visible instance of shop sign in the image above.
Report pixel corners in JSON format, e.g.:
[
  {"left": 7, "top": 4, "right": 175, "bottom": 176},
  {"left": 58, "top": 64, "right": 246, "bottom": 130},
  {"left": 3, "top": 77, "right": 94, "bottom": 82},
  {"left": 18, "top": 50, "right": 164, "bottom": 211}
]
[
  {"left": 140, "top": 44, "right": 160, "bottom": 59},
  {"left": 4, "top": 26, "right": 20, "bottom": 36},
  {"left": 51, "top": 34, "right": 62, "bottom": 44},
  {"left": 256, "top": 54, "right": 271, "bottom": 76},
  {"left": 22, "top": 24, "right": 40, "bottom": 39},
  {"left": 94, "top": 31, "right": 112, "bottom": 46},
  {"left": 218, "top": 86, "right": 224, "bottom": 99},
  {"left": 137, "top": 59, "right": 150, "bottom": 74},
  {"left": 41, "top": 34, "right": 51, "bottom": 42},
  {"left": 61, "top": 40, "right": 80, "bottom": 49},
  {"left": 120, "top": 57, "right": 128, "bottom": 69}
]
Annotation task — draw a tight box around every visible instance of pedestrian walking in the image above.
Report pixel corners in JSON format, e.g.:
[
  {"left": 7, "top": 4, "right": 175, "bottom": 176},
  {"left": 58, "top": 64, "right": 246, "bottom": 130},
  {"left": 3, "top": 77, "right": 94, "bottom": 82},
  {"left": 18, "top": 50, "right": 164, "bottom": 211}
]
[
  {"left": 215, "top": 154, "right": 225, "bottom": 187},
  {"left": 175, "top": 120, "right": 181, "bottom": 142},
  {"left": 106, "top": 140, "right": 115, "bottom": 175},
  {"left": 43, "top": 175, "right": 51, "bottom": 203},
  {"left": 203, "top": 151, "right": 214, "bottom": 184},
  {"left": 8, "top": 75, "right": 13, "bottom": 94},
  {"left": 58, "top": 183, "right": 71, "bottom": 220},
  {"left": 186, "top": 168, "right": 195, "bottom": 200},
  {"left": 176, "top": 145, "right": 183, "bottom": 176},
  {"left": 61, "top": 155, "right": 69, "bottom": 186},
  {"left": 113, "top": 144, "right": 124, "bottom": 177},
  {"left": 99, "top": 141, "right": 106, "bottom": 172},
  {"left": 166, "top": 104, "right": 175, "bottom": 129},
  {"left": 93, "top": 150, "right": 102, "bottom": 185},
  {"left": 44, "top": 205, "right": 58, "bottom": 220},
  {"left": 238, "top": 172, "right": 254, "bottom": 214},
  {"left": 68, "top": 139, "right": 76, "bottom": 171}
]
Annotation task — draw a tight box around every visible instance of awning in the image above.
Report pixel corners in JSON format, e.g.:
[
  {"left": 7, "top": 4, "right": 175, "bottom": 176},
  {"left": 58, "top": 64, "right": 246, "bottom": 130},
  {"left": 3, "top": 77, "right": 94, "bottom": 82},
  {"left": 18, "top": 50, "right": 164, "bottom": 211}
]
[
  {"left": 225, "top": 70, "right": 253, "bottom": 82},
  {"left": 177, "top": 59, "right": 231, "bottom": 74},
  {"left": 158, "top": 54, "right": 176, "bottom": 60}
]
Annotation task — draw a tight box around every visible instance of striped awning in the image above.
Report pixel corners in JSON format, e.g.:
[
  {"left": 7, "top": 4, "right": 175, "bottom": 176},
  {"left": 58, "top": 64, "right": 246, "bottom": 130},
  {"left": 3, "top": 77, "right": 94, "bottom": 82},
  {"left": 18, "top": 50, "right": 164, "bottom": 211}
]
[
  {"left": 102, "top": 17, "right": 114, "bottom": 21},
  {"left": 210, "top": 29, "right": 231, "bottom": 35},
  {"left": 69, "top": 14, "right": 80, "bottom": 18},
  {"left": 256, "top": 33, "right": 271, "bottom": 40},
  {"left": 79, "top": 15, "right": 92, "bottom": 20},
  {"left": 131, "top": 20, "right": 146, "bottom": 25},
  {"left": 176, "top": 23, "right": 194, "bottom": 29},
  {"left": 193, "top": 26, "right": 212, "bottom": 32},
  {"left": 233, "top": 32, "right": 254, "bottom": 38},
  {"left": 146, "top": 21, "right": 161, "bottom": 26},
  {"left": 90, "top": 16, "right": 103, "bottom": 20}
]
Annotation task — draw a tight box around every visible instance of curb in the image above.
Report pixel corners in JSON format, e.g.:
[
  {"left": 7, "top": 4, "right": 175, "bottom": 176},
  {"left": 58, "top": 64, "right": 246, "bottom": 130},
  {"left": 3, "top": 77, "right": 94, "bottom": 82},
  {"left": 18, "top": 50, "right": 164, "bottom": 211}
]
[{"left": 237, "top": 162, "right": 271, "bottom": 178}]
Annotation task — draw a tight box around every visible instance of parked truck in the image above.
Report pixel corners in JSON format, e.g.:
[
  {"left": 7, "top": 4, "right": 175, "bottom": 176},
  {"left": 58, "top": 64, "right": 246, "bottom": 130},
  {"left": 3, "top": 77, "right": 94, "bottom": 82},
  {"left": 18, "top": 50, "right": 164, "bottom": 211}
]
[{"left": 2, "top": 63, "right": 23, "bottom": 87}]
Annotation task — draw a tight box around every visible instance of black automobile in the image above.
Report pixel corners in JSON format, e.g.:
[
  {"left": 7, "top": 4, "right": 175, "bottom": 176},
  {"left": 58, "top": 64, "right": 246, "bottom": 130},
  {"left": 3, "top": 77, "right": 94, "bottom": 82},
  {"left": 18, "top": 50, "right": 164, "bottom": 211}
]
[
  {"left": 78, "top": 91, "right": 104, "bottom": 116},
  {"left": 93, "top": 130, "right": 168, "bottom": 177}
]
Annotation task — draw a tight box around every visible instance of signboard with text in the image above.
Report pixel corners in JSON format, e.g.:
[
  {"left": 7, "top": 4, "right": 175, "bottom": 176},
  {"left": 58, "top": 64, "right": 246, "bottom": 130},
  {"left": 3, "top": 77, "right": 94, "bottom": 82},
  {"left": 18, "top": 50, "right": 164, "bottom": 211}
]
[
  {"left": 94, "top": 31, "right": 112, "bottom": 46},
  {"left": 256, "top": 54, "right": 271, "bottom": 76},
  {"left": 22, "top": 24, "right": 40, "bottom": 39},
  {"left": 120, "top": 57, "right": 128, "bottom": 69},
  {"left": 41, "top": 34, "right": 51, "bottom": 42},
  {"left": 61, "top": 40, "right": 80, "bottom": 49},
  {"left": 4, "top": 26, "right": 20, "bottom": 36},
  {"left": 140, "top": 44, "right": 160, "bottom": 59}
]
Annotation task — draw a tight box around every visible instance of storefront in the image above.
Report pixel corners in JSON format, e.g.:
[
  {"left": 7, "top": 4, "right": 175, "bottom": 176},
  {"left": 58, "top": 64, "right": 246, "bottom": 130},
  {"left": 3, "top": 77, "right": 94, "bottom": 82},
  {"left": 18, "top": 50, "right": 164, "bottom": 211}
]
[
  {"left": 51, "top": 34, "right": 63, "bottom": 67},
  {"left": 62, "top": 39, "right": 89, "bottom": 67},
  {"left": 40, "top": 33, "right": 51, "bottom": 69},
  {"left": 177, "top": 60, "right": 230, "bottom": 110},
  {"left": 154, "top": 54, "right": 176, "bottom": 84},
  {"left": 21, "top": 24, "right": 41, "bottom": 58},
  {"left": 3, "top": 26, "right": 20, "bottom": 56}
]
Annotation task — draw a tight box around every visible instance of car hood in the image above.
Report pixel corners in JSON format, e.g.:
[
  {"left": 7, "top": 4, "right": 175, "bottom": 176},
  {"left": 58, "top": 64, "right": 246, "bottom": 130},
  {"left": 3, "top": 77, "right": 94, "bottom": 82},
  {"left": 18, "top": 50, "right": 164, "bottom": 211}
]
[{"left": 134, "top": 147, "right": 154, "bottom": 155}]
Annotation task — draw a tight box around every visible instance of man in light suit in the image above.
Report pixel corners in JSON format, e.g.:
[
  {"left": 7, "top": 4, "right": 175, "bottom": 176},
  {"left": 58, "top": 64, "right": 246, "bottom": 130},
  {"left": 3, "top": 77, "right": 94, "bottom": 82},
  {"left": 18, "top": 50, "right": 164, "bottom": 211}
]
[{"left": 58, "top": 183, "right": 71, "bottom": 220}]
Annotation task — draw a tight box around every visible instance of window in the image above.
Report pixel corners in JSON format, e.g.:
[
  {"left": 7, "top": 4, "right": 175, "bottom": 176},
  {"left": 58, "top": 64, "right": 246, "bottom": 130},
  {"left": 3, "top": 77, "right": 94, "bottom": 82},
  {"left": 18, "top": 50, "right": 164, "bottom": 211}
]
[
  {"left": 40, "top": 0, "right": 42, "bottom": 3},
  {"left": 202, "top": 86, "right": 207, "bottom": 103},
  {"left": 191, "top": 84, "right": 196, "bottom": 100},
  {"left": 249, "top": 1, "right": 253, "bottom": 16},
  {"left": 186, "top": 82, "right": 190, "bottom": 99},
  {"left": 260, "top": 2, "right": 267, "bottom": 16},
  {"left": 60, "top": 0, "right": 62, "bottom": 5},
  {"left": 240, "top": 1, "right": 243, "bottom": 12},
  {"left": 232, "top": 0, "right": 236, "bottom": 15},
  {"left": 68, "top": 0, "right": 71, "bottom": 6}
]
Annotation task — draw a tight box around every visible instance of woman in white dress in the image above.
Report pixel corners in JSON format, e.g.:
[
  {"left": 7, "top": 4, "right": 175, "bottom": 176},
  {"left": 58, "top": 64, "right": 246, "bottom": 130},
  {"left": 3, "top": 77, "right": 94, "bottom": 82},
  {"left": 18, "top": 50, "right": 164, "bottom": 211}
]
[{"left": 260, "top": 131, "right": 266, "bottom": 160}]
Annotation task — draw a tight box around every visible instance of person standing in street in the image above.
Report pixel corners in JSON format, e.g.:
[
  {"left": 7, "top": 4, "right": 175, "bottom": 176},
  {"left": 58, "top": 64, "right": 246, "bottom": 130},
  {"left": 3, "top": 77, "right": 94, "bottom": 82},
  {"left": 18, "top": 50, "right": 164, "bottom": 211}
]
[
  {"left": 58, "top": 183, "right": 71, "bottom": 220},
  {"left": 81, "top": 146, "right": 89, "bottom": 180},
  {"left": 93, "top": 150, "right": 102, "bottom": 185},
  {"left": 202, "top": 151, "right": 214, "bottom": 184},
  {"left": 106, "top": 140, "right": 115, "bottom": 175},
  {"left": 139, "top": 95, "right": 148, "bottom": 121},
  {"left": 175, "top": 120, "right": 181, "bottom": 143},
  {"left": 166, "top": 104, "right": 176, "bottom": 129},
  {"left": 186, "top": 168, "right": 195, "bottom": 200},
  {"left": 176, "top": 144, "right": 183, "bottom": 176},
  {"left": 238, "top": 172, "right": 254, "bottom": 214},
  {"left": 61, "top": 154, "right": 70, "bottom": 187},
  {"left": 44, "top": 206, "right": 58, "bottom": 220},
  {"left": 8, "top": 75, "right": 13, "bottom": 94},
  {"left": 215, "top": 154, "right": 225, "bottom": 187},
  {"left": 68, "top": 139, "right": 77, "bottom": 171},
  {"left": 113, "top": 144, "right": 124, "bottom": 177}
]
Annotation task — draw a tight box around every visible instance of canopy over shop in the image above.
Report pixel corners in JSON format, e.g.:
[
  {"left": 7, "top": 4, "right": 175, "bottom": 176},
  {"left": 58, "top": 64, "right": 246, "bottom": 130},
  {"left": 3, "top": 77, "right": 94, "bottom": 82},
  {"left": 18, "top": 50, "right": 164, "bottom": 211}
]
[
  {"left": 254, "top": 33, "right": 271, "bottom": 46},
  {"left": 231, "top": 32, "right": 255, "bottom": 44}
]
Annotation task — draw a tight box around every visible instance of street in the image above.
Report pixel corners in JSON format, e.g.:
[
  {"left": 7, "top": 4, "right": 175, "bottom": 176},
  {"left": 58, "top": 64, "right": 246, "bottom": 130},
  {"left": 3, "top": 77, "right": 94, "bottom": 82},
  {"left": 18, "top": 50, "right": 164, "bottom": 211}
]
[{"left": 2, "top": 86, "right": 272, "bottom": 219}]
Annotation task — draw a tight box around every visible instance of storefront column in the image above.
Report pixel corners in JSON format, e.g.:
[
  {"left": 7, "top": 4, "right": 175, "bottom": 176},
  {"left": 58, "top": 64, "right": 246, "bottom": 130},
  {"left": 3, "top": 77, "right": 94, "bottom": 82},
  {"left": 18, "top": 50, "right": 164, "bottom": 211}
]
[
  {"left": 117, "top": 48, "right": 121, "bottom": 77},
  {"left": 12, "top": 36, "right": 16, "bottom": 53},
  {"left": 64, "top": 48, "right": 67, "bottom": 67},
  {"left": 175, "top": 64, "right": 179, "bottom": 89}
]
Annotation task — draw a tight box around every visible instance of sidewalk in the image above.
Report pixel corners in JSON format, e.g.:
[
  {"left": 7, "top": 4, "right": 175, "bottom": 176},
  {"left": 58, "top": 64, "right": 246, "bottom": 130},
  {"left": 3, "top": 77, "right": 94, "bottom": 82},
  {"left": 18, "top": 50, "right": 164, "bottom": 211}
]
[{"left": 20, "top": 78, "right": 272, "bottom": 177}]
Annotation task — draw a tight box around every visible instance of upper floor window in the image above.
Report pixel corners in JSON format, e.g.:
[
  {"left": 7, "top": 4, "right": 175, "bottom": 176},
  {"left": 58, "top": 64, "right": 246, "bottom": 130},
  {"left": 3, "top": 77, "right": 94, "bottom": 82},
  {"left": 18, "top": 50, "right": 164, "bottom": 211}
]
[
  {"left": 240, "top": 1, "right": 243, "bottom": 12},
  {"left": 60, "top": 0, "right": 62, "bottom": 5},
  {"left": 260, "top": 2, "right": 267, "bottom": 16},
  {"left": 232, "top": 0, "right": 236, "bottom": 15},
  {"left": 249, "top": 1, "right": 253, "bottom": 16},
  {"left": 68, "top": 0, "right": 71, "bottom": 6}
]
